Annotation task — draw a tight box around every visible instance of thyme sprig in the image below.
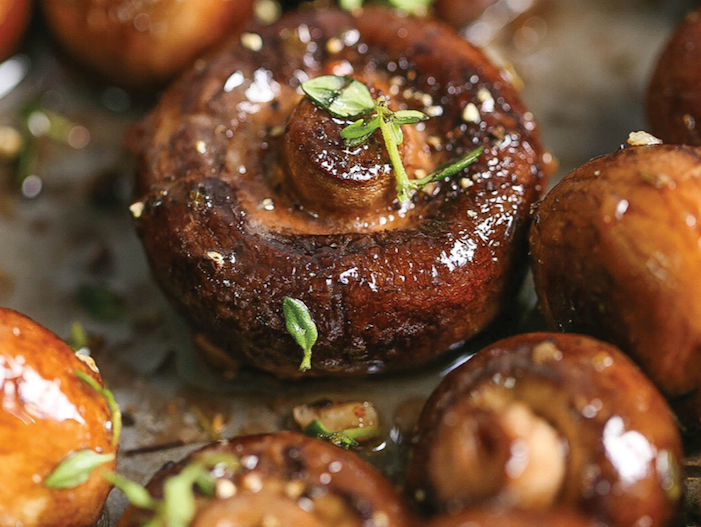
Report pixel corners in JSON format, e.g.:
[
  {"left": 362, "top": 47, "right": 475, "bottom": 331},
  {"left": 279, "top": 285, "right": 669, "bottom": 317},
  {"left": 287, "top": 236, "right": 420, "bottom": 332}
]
[
  {"left": 301, "top": 75, "right": 484, "bottom": 204},
  {"left": 104, "top": 452, "right": 240, "bottom": 527}
]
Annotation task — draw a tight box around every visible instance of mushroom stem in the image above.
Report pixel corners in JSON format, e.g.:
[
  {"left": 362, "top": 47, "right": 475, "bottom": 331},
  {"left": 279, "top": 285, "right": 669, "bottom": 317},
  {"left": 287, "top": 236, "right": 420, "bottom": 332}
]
[
  {"left": 428, "top": 399, "right": 566, "bottom": 509},
  {"left": 283, "top": 97, "right": 396, "bottom": 216}
]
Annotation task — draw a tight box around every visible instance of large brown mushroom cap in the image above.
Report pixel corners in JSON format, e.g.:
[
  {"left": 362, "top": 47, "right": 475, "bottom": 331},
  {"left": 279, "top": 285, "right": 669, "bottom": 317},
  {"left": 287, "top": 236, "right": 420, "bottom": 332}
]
[
  {"left": 647, "top": 8, "right": 701, "bottom": 145},
  {"left": 0, "top": 307, "right": 116, "bottom": 527},
  {"left": 529, "top": 145, "right": 701, "bottom": 425},
  {"left": 406, "top": 333, "right": 682, "bottom": 527},
  {"left": 41, "top": 0, "right": 255, "bottom": 89},
  {"left": 130, "top": 6, "right": 545, "bottom": 377},
  {"left": 118, "top": 432, "right": 417, "bottom": 527}
]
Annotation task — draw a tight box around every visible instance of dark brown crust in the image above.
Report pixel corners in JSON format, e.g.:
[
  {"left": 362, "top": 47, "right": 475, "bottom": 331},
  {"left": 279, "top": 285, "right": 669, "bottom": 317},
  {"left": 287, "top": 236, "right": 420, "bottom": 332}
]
[
  {"left": 406, "top": 333, "right": 682, "bottom": 527},
  {"left": 0, "top": 307, "right": 116, "bottom": 527},
  {"left": 117, "top": 432, "right": 417, "bottom": 527},
  {"left": 647, "top": 8, "right": 701, "bottom": 145},
  {"left": 131, "top": 6, "right": 544, "bottom": 377},
  {"left": 529, "top": 145, "right": 701, "bottom": 424}
]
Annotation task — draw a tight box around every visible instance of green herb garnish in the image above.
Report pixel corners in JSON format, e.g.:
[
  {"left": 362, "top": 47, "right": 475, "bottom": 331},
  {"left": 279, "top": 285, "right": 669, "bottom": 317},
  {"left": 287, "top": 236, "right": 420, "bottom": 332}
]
[
  {"left": 301, "top": 75, "right": 374, "bottom": 119},
  {"left": 105, "top": 452, "right": 239, "bottom": 527},
  {"left": 303, "top": 419, "right": 379, "bottom": 450},
  {"left": 102, "top": 472, "right": 159, "bottom": 509},
  {"left": 339, "top": 0, "right": 363, "bottom": 9},
  {"left": 283, "top": 297, "right": 318, "bottom": 372},
  {"left": 45, "top": 449, "right": 115, "bottom": 489},
  {"left": 301, "top": 75, "right": 484, "bottom": 204},
  {"left": 76, "top": 370, "right": 122, "bottom": 447},
  {"left": 69, "top": 321, "right": 90, "bottom": 352},
  {"left": 339, "top": 0, "right": 432, "bottom": 14},
  {"left": 387, "top": 0, "right": 432, "bottom": 12}
]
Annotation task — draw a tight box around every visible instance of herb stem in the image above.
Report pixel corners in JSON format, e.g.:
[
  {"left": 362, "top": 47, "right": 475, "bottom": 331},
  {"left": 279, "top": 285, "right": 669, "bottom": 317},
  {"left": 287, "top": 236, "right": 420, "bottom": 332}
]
[
  {"left": 376, "top": 102, "right": 413, "bottom": 203},
  {"left": 76, "top": 370, "right": 122, "bottom": 447}
]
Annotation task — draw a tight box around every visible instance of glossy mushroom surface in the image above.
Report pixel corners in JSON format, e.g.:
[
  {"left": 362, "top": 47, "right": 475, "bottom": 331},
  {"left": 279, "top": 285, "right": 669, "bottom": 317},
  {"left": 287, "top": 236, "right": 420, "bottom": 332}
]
[
  {"left": 427, "top": 508, "right": 600, "bottom": 527},
  {"left": 118, "top": 432, "right": 417, "bottom": 527},
  {"left": 530, "top": 145, "right": 701, "bottom": 426},
  {"left": 0, "top": 307, "right": 116, "bottom": 527},
  {"left": 648, "top": 8, "right": 701, "bottom": 145},
  {"left": 130, "top": 6, "right": 545, "bottom": 378},
  {"left": 0, "top": 0, "right": 31, "bottom": 62},
  {"left": 41, "top": 0, "right": 255, "bottom": 89},
  {"left": 406, "top": 333, "right": 682, "bottom": 527}
]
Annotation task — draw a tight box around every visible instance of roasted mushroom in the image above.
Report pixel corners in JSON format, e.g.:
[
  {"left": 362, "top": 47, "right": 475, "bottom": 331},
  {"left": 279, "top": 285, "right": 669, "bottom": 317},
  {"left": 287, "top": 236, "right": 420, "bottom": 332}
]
[
  {"left": 117, "top": 431, "right": 417, "bottom": 527},
  {"left": 0, "top": 0, "right": 31, "bottom": 62},
  {"left": 427, "top": 508, "right": 599, "bottom": 527},
  {"left": 129, "top": 6, "right": 545, "bottom": 378},
  {"left": 0, "top": 307, "right": 117, "bottom": 527},
  {"left": 406, "top": 333, "right": 682, "bottom": 527},
  {"left": 647, "top": 7, "right": 701, "bottom": 145},
  {"left": 40, "top": 0, "right": 255, "bottom": 89},
  {"left": 530, "top": 144, "right": 701, "bottom": 426},
  {"left": 434, "top": 0, "right": 498, "bottom": 29}
]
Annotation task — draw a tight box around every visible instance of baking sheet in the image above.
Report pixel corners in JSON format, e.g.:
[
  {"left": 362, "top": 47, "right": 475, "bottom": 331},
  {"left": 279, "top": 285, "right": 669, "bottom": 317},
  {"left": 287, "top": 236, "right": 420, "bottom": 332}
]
[{"left": 0, "top": 0, "right": 699, "bottom": 524}]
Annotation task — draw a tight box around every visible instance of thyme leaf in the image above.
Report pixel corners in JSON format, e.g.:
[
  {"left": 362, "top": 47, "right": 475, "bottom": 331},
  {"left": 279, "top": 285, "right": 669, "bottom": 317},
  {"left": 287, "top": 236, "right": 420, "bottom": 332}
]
[
  {"left": 301, "top": 75, "right": 374, "bottom": 119},
  {"left": 283, "top": 297, "right": 318, "bottom": 372},
  {"left": 45, "top": 450, "right": 115, "bottom": 489}
]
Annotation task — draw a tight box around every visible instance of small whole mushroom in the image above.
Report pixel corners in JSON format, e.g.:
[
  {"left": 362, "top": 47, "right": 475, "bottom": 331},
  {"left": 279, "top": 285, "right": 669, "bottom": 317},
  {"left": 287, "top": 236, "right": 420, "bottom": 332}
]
[
  {"left": 406, "top": 332, "right": 682, "bottom": 527},
  {"left": 0, "top": 307, "right": 118, "bottom": 527},
  {"left": 648, "top": 7, "right": 701, "bottom": 145},
  {"left": 0, "top": 0, "right": 32, "bottom": 62},
  {"left": 40, "top": 0, "right": 255, "bottom": 89},
  {"left": 130, "top": 6, "right": 545, "bottom": 378},
  {"left": 529, "top": 144, "right": 701, "bottom": 427},
  {"left": 117, "top": 432, "right": 417, "bottom": 527}
]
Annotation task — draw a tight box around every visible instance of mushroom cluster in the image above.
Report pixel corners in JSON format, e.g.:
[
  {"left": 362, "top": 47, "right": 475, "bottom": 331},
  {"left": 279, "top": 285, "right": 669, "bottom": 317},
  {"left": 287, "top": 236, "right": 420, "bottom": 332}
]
[
  {"left": 130, "top": 5, "right": 545, "bottom": 378},
  {"left": 529, "top": 144, "right": 701, "bottom": 427}
]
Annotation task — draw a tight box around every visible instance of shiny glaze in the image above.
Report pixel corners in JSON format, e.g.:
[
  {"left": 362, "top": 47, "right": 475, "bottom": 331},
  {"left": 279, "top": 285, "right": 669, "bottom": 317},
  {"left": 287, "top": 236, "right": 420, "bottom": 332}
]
[
  {"left": 648, "top": 8, "right": 701, "bottom": 145},
  {"left": 41, "top": 0, "right": 254, "bottom": 89},
  {"left": 0, "top": 307, "right": 116, "bottom": 527},
  {"left": 406, "top": 333, "right": 682, "bottom": 527},
  {"left": 530, "top": 145, "right": 701, "bottom": 426},
  {"left": 130, "top": 7, "right": 545, "bottom": 377},
  {"left": 118, "top": 432, "right": 417, "bottom": 527}
]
